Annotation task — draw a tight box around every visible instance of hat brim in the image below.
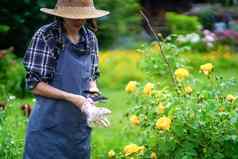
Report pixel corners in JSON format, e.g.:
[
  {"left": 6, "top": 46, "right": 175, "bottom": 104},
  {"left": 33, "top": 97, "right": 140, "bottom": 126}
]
[{"left": 40, "top": 7, "right": 110, "bottom": 19}]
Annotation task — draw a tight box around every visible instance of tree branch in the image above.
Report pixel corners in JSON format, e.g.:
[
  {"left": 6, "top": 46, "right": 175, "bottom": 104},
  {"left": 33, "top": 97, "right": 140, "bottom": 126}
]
[{"left": 140, "top": 10, "right": 178, "bottom": 88}]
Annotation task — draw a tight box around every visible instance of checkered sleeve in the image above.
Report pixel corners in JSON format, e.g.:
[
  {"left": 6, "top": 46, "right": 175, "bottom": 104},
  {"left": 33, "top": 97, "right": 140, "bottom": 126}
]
[{"left": 23, "top": 30, "right": 55, "bottom": 90}]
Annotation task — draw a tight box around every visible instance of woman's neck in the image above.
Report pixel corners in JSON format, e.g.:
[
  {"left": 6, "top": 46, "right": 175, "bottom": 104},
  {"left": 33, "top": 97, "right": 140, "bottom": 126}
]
[{"left": 63, "top": 22, "right": 81, "bottom": 44}]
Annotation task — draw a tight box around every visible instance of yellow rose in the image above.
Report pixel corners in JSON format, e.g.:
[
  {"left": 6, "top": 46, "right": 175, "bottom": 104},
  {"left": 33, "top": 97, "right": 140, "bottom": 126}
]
[
  {"left": 219, "top": 106, "right": 225, "bottom": 112},
  {"left": 125, "top": 81, "right": 137, "bottom": 93},
  {"left": 174, "top": 68, "right": 189, "bottom": 81},
  {"left": 226, "top": 94, "right": 237, "bottom": 103},
  {"left": 151, "top": 152, "right": 157, "bottom": 159},
  {"left": 123, "top": 144, "right": 145, "bottom": 156},
  {"left": 108, "top": 150, "right": 116, "bottom": 158},
  {"left": 143, "top": 82, "right": 154, "bottom": 96},
  {"left": 130, "top": 115, "right": 140, "bottom": 125},
  {"left": 155, "top": 116, "right": 171, "bottom": 130},
  {"left": 200, "top": 63, "right": 213, "bottom": 75},
  {"left": 184, "top": 86, "right": 193, "bottom": 94},
  {"left": 156, "top": 103, "right": 165, "bottom": 114}
]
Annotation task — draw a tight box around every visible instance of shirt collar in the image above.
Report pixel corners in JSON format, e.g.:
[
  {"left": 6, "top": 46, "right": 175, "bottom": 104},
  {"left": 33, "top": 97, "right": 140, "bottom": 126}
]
[{"left": 56, "top": 19, "right": 90, "bottom": 50}]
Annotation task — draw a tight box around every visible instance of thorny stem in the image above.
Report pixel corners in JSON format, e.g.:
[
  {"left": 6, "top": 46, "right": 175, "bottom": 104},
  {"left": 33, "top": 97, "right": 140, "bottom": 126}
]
[{"left": 140, "top": 11, "right": 178, "bottom": 89}]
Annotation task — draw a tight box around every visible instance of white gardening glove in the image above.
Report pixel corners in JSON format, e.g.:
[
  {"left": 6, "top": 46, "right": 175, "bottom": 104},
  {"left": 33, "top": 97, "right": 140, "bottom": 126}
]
[
  {"left": 89, "top": 116, "right": 111, "bottom": 128},
  {"left": 81, "top": 98, "right": 112, "bottom": 128}
]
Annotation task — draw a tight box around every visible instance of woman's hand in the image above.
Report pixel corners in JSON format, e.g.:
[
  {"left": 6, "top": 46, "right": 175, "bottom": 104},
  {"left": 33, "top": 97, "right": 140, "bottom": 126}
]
[
  {"left": 81, "top": 98, "right": 112, "bottom": 128},
  {"left": 67, "top": 95, "right": 112, "bottom": 128}
]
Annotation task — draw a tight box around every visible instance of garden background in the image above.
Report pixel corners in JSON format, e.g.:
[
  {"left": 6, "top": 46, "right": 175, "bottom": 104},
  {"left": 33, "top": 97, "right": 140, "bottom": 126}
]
[{"left": 1, "top": 0, "right": 238, "bottom": 158}]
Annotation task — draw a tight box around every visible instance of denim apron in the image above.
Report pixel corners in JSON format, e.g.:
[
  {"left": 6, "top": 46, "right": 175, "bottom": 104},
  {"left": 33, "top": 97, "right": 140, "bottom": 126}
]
[{"left": 23, "top": 32, "right": 93, "bottom": 159}]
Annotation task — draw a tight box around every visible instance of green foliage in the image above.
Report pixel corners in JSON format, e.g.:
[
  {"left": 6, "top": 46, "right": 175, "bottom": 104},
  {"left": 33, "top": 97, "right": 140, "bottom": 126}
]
[
  {"left": 0, "top": 50, "right": 26, "bottom": 98},
  {"left": 166, "top": 12, "right": 202, "bottom": 35},
  {"left": 0, "top": 0, "right": 55, "bottom": 56},
  {"left": 0, "top": 0, "right": 140, "bottom": 55},
  {"left": 138, "top": 41, "right": 187, "bottom": 79}
]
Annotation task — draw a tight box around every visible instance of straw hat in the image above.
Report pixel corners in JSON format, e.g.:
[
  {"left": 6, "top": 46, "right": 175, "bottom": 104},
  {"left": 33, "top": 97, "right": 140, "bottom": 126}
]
[{"left": 40, "top": 0, "right": 110, "bottom": 19}]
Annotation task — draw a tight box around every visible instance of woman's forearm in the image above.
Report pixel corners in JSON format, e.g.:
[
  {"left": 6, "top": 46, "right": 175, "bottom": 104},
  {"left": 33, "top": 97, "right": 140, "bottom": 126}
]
[
  {"left": 32, "top": 82, "right": 85, "bottom": 108},
  {"left": 32, "top": 82, "right": 72, "bottom": 100}
]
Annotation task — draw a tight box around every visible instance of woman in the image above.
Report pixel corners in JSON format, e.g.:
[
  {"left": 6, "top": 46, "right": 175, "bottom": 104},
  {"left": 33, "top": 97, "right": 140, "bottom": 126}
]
[{"left": 22, "top": 0, "right": 111, "bottom": 159}]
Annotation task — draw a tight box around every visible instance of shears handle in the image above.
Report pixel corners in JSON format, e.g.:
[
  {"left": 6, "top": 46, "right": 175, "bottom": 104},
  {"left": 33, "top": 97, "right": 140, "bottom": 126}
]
[{"left": 83, "top": 90, "right": 108, "bottom": 102}]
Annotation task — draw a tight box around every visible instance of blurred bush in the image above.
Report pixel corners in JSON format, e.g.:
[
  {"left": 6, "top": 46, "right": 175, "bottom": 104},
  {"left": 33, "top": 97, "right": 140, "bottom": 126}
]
[
  {"left": 195, "top": 7, "right": 217, "bottom": 30},
  {"left": 175, "top": 33, "right": 208, "bottom": 52},
  {"left": 211, "top": 0, "right": 238, "bottom": 6},
  {"left": 216, "top": 30, "right": 238, "bottom": 50},
  {"left": 183, "top": 46, "right": 238, "bottom": 70},
  {"left": 188, "top": 4, "right": 238, "bottom": 30},
  {"left": 0, "top": 0, "right": 140, "bottom": 56},
  {"left": 98, "top": 50, "right": 145, "bottom": 90},
  {"left": 229, "top": 20, "right": 238, "bottom": 32},
  {"left": 0, "top": 48, "right": 26, "bottom": 99},
  {"left": 166, "top": 12, "right": 202, "bottom": 35},
  {"left": 0, "top": 25, "right": 10, "bottom": 33},
  {"left": 95, "top": 0, "right": 141, "bottom": 49}
]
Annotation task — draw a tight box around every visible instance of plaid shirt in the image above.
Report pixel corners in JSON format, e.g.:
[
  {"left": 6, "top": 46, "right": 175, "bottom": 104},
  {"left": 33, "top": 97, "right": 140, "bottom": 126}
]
[{"left": 23, "top": 20, "right": 100, "bottom": 90}]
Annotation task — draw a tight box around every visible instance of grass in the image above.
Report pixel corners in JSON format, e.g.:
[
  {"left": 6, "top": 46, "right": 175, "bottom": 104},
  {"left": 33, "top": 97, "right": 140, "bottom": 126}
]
[
  {"left": 91, "top": 89, "right": 129, "bottom": 158},
  {"left": 0, "top": 99, "right": 29, "bottom": 159}
]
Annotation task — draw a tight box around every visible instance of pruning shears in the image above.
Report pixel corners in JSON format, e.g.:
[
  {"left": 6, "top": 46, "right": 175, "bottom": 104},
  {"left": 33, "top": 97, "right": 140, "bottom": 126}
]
[{"left": 83, "top": 90, "right": 108, "bottom": 103}]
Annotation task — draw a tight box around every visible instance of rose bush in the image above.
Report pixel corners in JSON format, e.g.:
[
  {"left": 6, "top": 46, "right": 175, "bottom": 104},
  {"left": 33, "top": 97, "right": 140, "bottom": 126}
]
[{"left": 106, "top": 40, "right": 238, "bottom": 159}]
